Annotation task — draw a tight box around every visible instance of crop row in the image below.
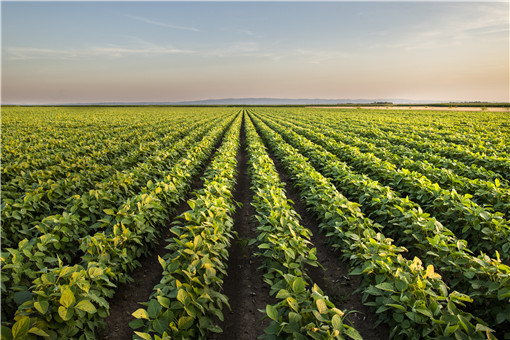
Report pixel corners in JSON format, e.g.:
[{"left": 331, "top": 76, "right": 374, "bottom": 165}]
[
  {"left": 2, "top": 106, "right": 508, "bottom": 339},
  {"left": 343, "top": 116, "right": 510, "bottom": 161},
  {"left": 244, "top": 114, "right": 361, "bottom": 339},
  {"left": 129, "top": 112, "right": 363, "bottom": 340},
  {"left": 282, "top": 109, "right": 509, "bottom": 184},
  {"left": 251, "top": 111, "right": 510, "bottom": 332},
  {"left": 304, "top": 108, "right": 510, "bottom": 157},
  {"left": 249, "top": 111, "right": 496, "bottom": 339},
  {"left": 280, "top": 114, "right": 510, "bottom": 217},
  {"left": 1, "top": 114, "right": 222, "bottom": 322},
  {"left": 2, "top": 109, "right": 200, "bottom": 184},
  {"left": 357, "top": 129, "right": 506, "bottom": 184},
  {"left": 1, "top": 107, "right": 216, "bottom": 161},
  {"left": 363, "top": 120, "right": 510, "bottom": 163},
  {"left": 346, "top": 113, "right": 509, "bottom": 181},
  {"left": 2, "top": 114, "right": 199, "bottom": 202},
  {"left": 1, "top": 116, "right": 221, "bottom": 248},
  {"left": 130, "top": 113, "right": 242, "bottom": 339},
  {"left": 1, "top": 111, "right": 238, "bottom": 339},
  {"left": 257, "top": 110, "right": 510, "bottom": 262},
  {"left": 363, "top": 121, "right": 509, "bottom": 160}
]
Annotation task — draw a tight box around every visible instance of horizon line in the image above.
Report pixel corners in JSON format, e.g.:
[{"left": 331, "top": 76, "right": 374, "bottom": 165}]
[{"left": 3, "top": 97, "right": 510, "bottom": 106}]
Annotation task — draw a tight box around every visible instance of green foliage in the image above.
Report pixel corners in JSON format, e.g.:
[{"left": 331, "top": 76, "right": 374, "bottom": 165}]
[
  {"left": 254, "top": 110, "right": 510, "bottom": 330},
  {"left": 245, "top": 115, "right": 361, "bottom": 339},
  {"left": 250, "top": 111, "right": 496, "bottom": 339},
  {"left": 1, "top": 108, "right": 239, "bottom": 338},
  {"left": 262, "top": 112, "right": 510, "bottom": 261},
  {"left": 3, "top": 106, "right": 509, "bottom": 338},
  {"left": 130, "top": 114, "right": 242, "bottom": 339}
]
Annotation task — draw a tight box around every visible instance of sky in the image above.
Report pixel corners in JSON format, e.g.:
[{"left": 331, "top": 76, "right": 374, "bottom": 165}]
[{"left": 1, "top": 1, "right": 509, "bottom": 104}]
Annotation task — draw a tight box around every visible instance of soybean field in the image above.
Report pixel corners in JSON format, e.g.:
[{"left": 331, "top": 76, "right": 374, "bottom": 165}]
[{"left": 1, "top": 106, "right": 509, "bottom": 340}]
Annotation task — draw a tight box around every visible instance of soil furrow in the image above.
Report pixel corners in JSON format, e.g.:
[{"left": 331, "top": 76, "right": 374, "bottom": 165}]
[
  {"left": 263, "top": 130, "right": 389, "bottom": 340},
  {"left": 211, "top": 115, "right": 275, "bottom": 339}
]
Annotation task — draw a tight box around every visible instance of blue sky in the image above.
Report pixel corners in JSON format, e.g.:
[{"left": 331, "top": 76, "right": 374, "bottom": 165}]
[{"left": 2, "top": 1, "right": 509, "bottom": 104}]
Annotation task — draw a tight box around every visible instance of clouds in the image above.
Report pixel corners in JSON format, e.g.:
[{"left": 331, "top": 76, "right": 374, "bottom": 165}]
[
  {"left": 5, "top": 45, "right": 193, "bottom": 61},
  {"left": 123, "top": 14, "right": 200, "bottom": 32},
  {"left": 364, "top": 2, "right": 508, "bottom": 53},
  {"left": 4, "top": 42, "right": 267, "bottom": 61},
  {"left": 4, "top": 42, "right": 349, "bottom": 69}
]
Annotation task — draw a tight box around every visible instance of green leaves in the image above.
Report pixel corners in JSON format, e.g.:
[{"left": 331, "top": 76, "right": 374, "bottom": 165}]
[
  {"left": 2, "top": 108, "right": 240, "bottom": 339},
  {"left": 103, "top": 208, "right": 116, "bottom": 216},
  {"left": 331, "top": 314, "right": 342, "bottom": 330},
  {"left": 387, "top": 303, "right": 406, "bottom": 311},
  {"left": 34, "top": 300, "right": 49, "bottom": 314},
  {"left": 6, "top": 107, "right": 508, "bottom": 339},
  {"left": 176, "top": 289, "right": 190, "bottom": 306},
  {"left": 147, "top": 300, "right": 162, "bottom": 319},
  {"left": 11, "top": 316, "right": 30, "bottom": 339},
  {"left": 315, "top": 299, "right": 328, "bottom": 314},
  {"left": 245, "top": 115, "right": 362, "bottom": 338},
  {"left": 2, "top": 316, "right": 49, "bottom": 340},
  {"left": 58, "top": 305, "right": 74, "bottom": 321},
  {"left": 134, "top": 331, "right": 152, "bottom": 340},
  {"left": 344, "top": 326, "right": 362, "bottom": 340},
  {"left": 157, "top": 296, "right": 170, "bottom": 308},
  {"left": 292, "top": 277, "right": 306, "bottom": 293},
  {"left": 133, "top": 308, "right": 150, "bottom": 320},
  {"left": 375, "top": 282, "right": 395, "bottom": 292},
  {"left": 266, "top": 305, "right": 279, "bottom": 321},
  {"left": 126, "top": 114, "right": 242, "bottom": 339},
  {"left": 60, "top": 287, "right": 75, "bottom": 308},
  {"left": 178, "top": 316, "right": 194, "bottom": 330},
  {"left": 286, "top": 297, "right": 299, "bottom": 312},
  {"left": 88, "top": 266, "right": 104, "bottom": 278},
  {"left": 249, "top": 110, "right": 498, "bottom": 339},
  {"left": 75, "top": 300, "right": 97, "bottom": 313}
]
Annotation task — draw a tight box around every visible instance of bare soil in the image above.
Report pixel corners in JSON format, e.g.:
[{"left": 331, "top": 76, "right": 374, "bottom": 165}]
[{"left": 210, "top": 117, "right": 275, "bottom": 339}]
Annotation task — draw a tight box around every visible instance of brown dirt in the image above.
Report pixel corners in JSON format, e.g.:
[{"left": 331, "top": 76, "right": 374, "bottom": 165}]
[
  {"left": 97, "top": 229, "right": 172, "bottom": 340},
  {"left": 210, "top": 116, "right": 275, "bottom": 339},
  {"left": 265, "top": 142, "right": 390, "bottom": 340}
]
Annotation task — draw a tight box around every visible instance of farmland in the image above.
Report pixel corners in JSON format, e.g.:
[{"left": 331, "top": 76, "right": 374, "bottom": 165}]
[{"left": 1, "top": 106, "right": 509, "bottom": 340}]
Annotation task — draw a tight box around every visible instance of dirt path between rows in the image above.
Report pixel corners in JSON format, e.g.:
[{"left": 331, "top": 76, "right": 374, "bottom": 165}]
[
  {"left": 261, "top": 122, "right": 389, "bottom": 340},
  {"left": 211, "top": 115, "right": 275, "bottom": 339}
]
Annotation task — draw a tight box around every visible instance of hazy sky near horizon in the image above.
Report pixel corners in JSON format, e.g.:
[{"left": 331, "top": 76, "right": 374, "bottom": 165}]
[{"left": 2, "top": 1, "right": 509, "bottom": 104}]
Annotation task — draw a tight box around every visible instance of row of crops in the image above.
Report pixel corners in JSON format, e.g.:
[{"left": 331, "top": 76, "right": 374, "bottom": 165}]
[
  {"left": 1, "top": 106, "right": 509, "bottom": 339},
  {"left": 1, "top": 107, "right": 238, "bottom": 339}
]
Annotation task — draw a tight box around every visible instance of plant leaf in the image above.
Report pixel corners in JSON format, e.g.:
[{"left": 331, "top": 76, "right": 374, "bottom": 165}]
[
  {"left": 34, "top": 301, "right": 49, "bottom": 314},
  {"left": 75, "top": 300, "right": 97, "bottom": 313},
  {"left": 11, "top": 316, "right": 30, "bottom": 339},
  {"left": 60, "top": 287, "right": 75, "bottom": 308},
  {"left": 266, "top": 304, "right": 279, "bottom": 321},
  {"left": 132, "top": 308, "right": 149, "bottom": 320}
]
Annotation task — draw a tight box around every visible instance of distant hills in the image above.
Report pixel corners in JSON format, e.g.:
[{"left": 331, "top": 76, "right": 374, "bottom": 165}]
[
  {"left": 165, "top": 98, "right": 425, "bottom": 105},
  {"left": 12, "top": 98, "right": 507, "bottom": 106},
  {"left": 66, "top": 98, "right": 439, "bottom": 106}
]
